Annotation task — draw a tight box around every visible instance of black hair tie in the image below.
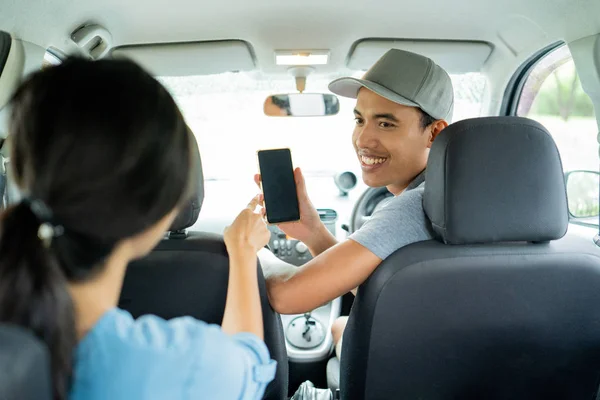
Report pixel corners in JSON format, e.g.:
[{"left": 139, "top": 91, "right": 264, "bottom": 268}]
[{"left": 22, "top": 198, "right": 64, "bottom": 248}]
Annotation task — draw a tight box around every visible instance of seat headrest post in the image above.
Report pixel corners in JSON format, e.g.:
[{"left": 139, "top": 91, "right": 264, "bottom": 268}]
[
  {"left": 424, "top": 116, "right": 568, "bottom": 245},
  {"left": 168, "top": 229, "right": 188, "bottom": 240}
]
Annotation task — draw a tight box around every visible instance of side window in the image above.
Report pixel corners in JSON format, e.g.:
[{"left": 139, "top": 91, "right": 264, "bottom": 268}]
[
  {"left": 517, "top": 45, "right": 599, "bottom": 225},
  {"left": 518, "top": 45, "right": 597, "bottom": 172}
]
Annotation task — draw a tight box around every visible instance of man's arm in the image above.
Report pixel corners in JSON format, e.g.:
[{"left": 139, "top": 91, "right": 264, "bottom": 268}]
[
  {"left": 260, "top": 239, "right": 381, "bottom": 314},
  {"left": 305, "top": 223, "right": 338, "bottom": 257},
  {"left": 260, "top": 187, "right": 432, "bottom": 315},
  {"left": 254, "top": 167, "right": 389, "bottom": 313}
]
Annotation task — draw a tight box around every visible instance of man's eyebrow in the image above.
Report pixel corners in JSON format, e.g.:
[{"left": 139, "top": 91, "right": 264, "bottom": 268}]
[
  {"left": 353, "top": 109, "right": 400, "bottom": 123},
  {"left": 374, "top": 113, "right": 399, "bottom": 123}
]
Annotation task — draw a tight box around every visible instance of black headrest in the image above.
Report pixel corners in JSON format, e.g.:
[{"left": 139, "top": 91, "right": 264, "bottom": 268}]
[
  {"left": 170, "top": 134, "right": 204, "bottom": 231},
  {"left": 424, "top": 116, "right": 568, "bottom": 245}
]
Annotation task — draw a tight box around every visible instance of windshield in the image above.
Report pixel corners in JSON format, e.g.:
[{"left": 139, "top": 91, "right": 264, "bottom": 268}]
[
  {"left": 159, "top": 71, "right": 487, "bottom": 232},
  {"left": 159, "top": 71, "right": 487, "bottom": 181}
]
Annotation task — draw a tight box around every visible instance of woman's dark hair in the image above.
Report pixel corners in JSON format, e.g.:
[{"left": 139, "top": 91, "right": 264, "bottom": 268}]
[{"left": 0, "top": 58, "right": 197, "bottom": 399}]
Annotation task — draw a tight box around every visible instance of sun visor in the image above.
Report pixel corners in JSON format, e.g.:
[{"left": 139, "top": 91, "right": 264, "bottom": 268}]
[
  {"left": 111, "top": 40, "right": 256, "bottom": 76},
  {"left": 347, "top": 39, "right": 493, "bottom": 73}
]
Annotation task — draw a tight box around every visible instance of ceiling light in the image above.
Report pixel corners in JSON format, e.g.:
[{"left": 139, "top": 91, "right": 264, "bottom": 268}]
[{"left": 275, "top": 51, "right": 329, "bottom": 66}]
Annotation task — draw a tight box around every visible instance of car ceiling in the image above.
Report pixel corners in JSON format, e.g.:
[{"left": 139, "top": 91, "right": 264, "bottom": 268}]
[{"left": 2, "top": 0, "right": 600, "bottom": 76}]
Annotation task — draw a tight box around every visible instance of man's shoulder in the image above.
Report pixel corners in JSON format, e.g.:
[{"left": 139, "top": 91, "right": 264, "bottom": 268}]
[
  {"left": 350, "top": 183, "right": 434, "bottom": 260},
  {"left": 381, "top": 183, "right": 425, "bottom": 213}
]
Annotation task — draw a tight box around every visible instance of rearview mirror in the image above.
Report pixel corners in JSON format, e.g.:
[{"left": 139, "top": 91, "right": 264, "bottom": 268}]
[
  {"left": 565, "top": 170, "right": 599, "bottom": 219},
  {"left": 264, "top": 93, "right": 340, "bottom": 117}
]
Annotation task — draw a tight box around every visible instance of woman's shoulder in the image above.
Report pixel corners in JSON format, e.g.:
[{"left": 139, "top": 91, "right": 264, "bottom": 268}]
[
  {"left": 80, "top": 308, "right": 271, "bottom": 361},
  {"left": 85, "top": 308, "right": 212, "bottom": 352},
  {"left": 79, "top": 307, "right": 272, "bottom": 358},
  {"left": 71, "top": 308, "right": 276, "bottom": 400}
]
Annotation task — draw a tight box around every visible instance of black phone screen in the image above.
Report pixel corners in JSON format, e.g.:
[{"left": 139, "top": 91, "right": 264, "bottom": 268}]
[{"left": 258, "top": 148, "right": 300, "bottom": 223}]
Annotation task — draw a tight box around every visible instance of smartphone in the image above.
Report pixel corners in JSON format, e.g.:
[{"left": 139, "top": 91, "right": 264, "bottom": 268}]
[{"left": 257, "top": 148, "right": 300, "bottom": 224}]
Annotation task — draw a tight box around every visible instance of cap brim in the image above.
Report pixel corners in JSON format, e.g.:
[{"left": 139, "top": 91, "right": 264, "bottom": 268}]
[{"left": 328, "top": 77, "right": 420, "bottom": 109}]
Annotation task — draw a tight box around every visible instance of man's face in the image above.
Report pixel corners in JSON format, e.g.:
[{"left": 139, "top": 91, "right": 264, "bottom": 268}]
[{"left": 353, "top": 88, "right": 442, "bottom": 195}]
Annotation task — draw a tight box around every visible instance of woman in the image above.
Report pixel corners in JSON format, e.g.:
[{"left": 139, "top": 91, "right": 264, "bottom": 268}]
[{"left": 0, "top": 58, "right": 274, "bottom": 399}]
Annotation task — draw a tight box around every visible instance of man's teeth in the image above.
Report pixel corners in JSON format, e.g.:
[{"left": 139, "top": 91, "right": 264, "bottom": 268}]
[{"left": 361, "top": 156, "right": 387, "bottom": 165}]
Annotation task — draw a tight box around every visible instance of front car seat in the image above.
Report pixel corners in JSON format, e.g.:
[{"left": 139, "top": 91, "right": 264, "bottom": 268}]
[
  {"left": 0, "top": 324, "right": 52, "bottom": 400},
  {"left": 341, "top": 117, "right": 600, "bottom": 400},
  {"left": 118, "top": 139, "right": 288, "bottom": 400}
]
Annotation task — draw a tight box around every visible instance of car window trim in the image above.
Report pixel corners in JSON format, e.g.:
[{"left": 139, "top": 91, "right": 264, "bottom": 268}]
[{"left": 500, "top": 41, "right": 564, "bottom": 117}]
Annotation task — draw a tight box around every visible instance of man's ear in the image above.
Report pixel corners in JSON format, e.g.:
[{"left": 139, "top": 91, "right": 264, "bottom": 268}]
[{"left": 427, "top": 120, "right": 449, "bottom": 148}]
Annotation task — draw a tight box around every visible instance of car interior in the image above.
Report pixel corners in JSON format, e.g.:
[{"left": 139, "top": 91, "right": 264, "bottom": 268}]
[{"left": 1, "top": 0, "right": 600, "bottom": 398}]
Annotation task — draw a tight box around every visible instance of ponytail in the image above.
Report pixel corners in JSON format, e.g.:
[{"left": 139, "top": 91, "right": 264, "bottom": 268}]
[{"left": 0, "top": 202, "right": 76, "bottom": 400}]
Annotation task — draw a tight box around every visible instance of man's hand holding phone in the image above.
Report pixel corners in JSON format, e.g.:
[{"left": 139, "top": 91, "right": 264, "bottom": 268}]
[{"left": 254, "top": 166, "right": 337, "bottom": 257}]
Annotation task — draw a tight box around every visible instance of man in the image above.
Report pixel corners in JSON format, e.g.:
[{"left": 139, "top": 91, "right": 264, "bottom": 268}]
[{"left": 258, "top": 48, "right": 454, "bottom": 360}]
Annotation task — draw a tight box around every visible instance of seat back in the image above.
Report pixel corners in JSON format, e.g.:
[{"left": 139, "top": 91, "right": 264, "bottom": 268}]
[
  {"left": 120, "top": 232, "right": 288, "bottom": 400},
  {"left": 0, "top": 324, "right": 52, "bottom": 400},
  {"left": 341, "top": 117, "right": 600, "bottom": 399},
  {"left": 343, "top": 238, "right": 600, "bottom": 399},
  {"left": 119, "top": 138, "right": 288, "bottom": 399}
]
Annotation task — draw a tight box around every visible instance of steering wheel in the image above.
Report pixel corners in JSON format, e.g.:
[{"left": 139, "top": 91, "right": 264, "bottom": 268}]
[{"left": 349, "top": 187, "right": 394, "bottom": 233}]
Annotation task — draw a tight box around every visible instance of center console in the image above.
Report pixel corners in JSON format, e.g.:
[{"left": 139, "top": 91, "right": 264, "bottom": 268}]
[
  {"left": 267, "top": 209, "right": 342, "bottom": 362},
  {"left": 280, "top": 298, "right": 342, "bottom": 362},
  {"left": 267, "top": 209, "right": 338, "bottom": 266}
]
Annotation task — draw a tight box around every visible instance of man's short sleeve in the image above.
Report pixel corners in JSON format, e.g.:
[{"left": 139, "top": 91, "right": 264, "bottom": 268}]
[{"left": 349, "top": 186, "right": 435, "bottom": 260}]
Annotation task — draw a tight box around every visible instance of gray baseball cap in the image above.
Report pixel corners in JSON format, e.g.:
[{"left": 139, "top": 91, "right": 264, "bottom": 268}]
[{"left": 329, "top": 49, "right": 454, "bottom": 121}]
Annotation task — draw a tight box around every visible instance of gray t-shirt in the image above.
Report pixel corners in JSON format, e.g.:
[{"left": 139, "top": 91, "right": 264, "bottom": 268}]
[{"left": 349, "top": 170, "right": 435, "bottom": 260}]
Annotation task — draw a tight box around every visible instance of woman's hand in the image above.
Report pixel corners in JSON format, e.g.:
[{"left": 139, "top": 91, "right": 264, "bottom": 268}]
[
  {"left": 222, "top": 195, "right": 269, "bottom": 339},
  {"left": 224, "top": 195, "right": 271, "bottom": 257}
]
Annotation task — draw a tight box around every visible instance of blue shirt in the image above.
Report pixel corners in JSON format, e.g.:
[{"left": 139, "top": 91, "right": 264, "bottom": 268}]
[{"left": 69, "top": 308, "right": 277, "bottom": 400}]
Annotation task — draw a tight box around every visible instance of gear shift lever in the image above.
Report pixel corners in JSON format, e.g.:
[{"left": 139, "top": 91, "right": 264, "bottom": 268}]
[
  {"left": 302, "top": 313, "right": 316, "bottom": 342},
  {"left": 286, "top": 312, "right": 326, "bottom": 349}
]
